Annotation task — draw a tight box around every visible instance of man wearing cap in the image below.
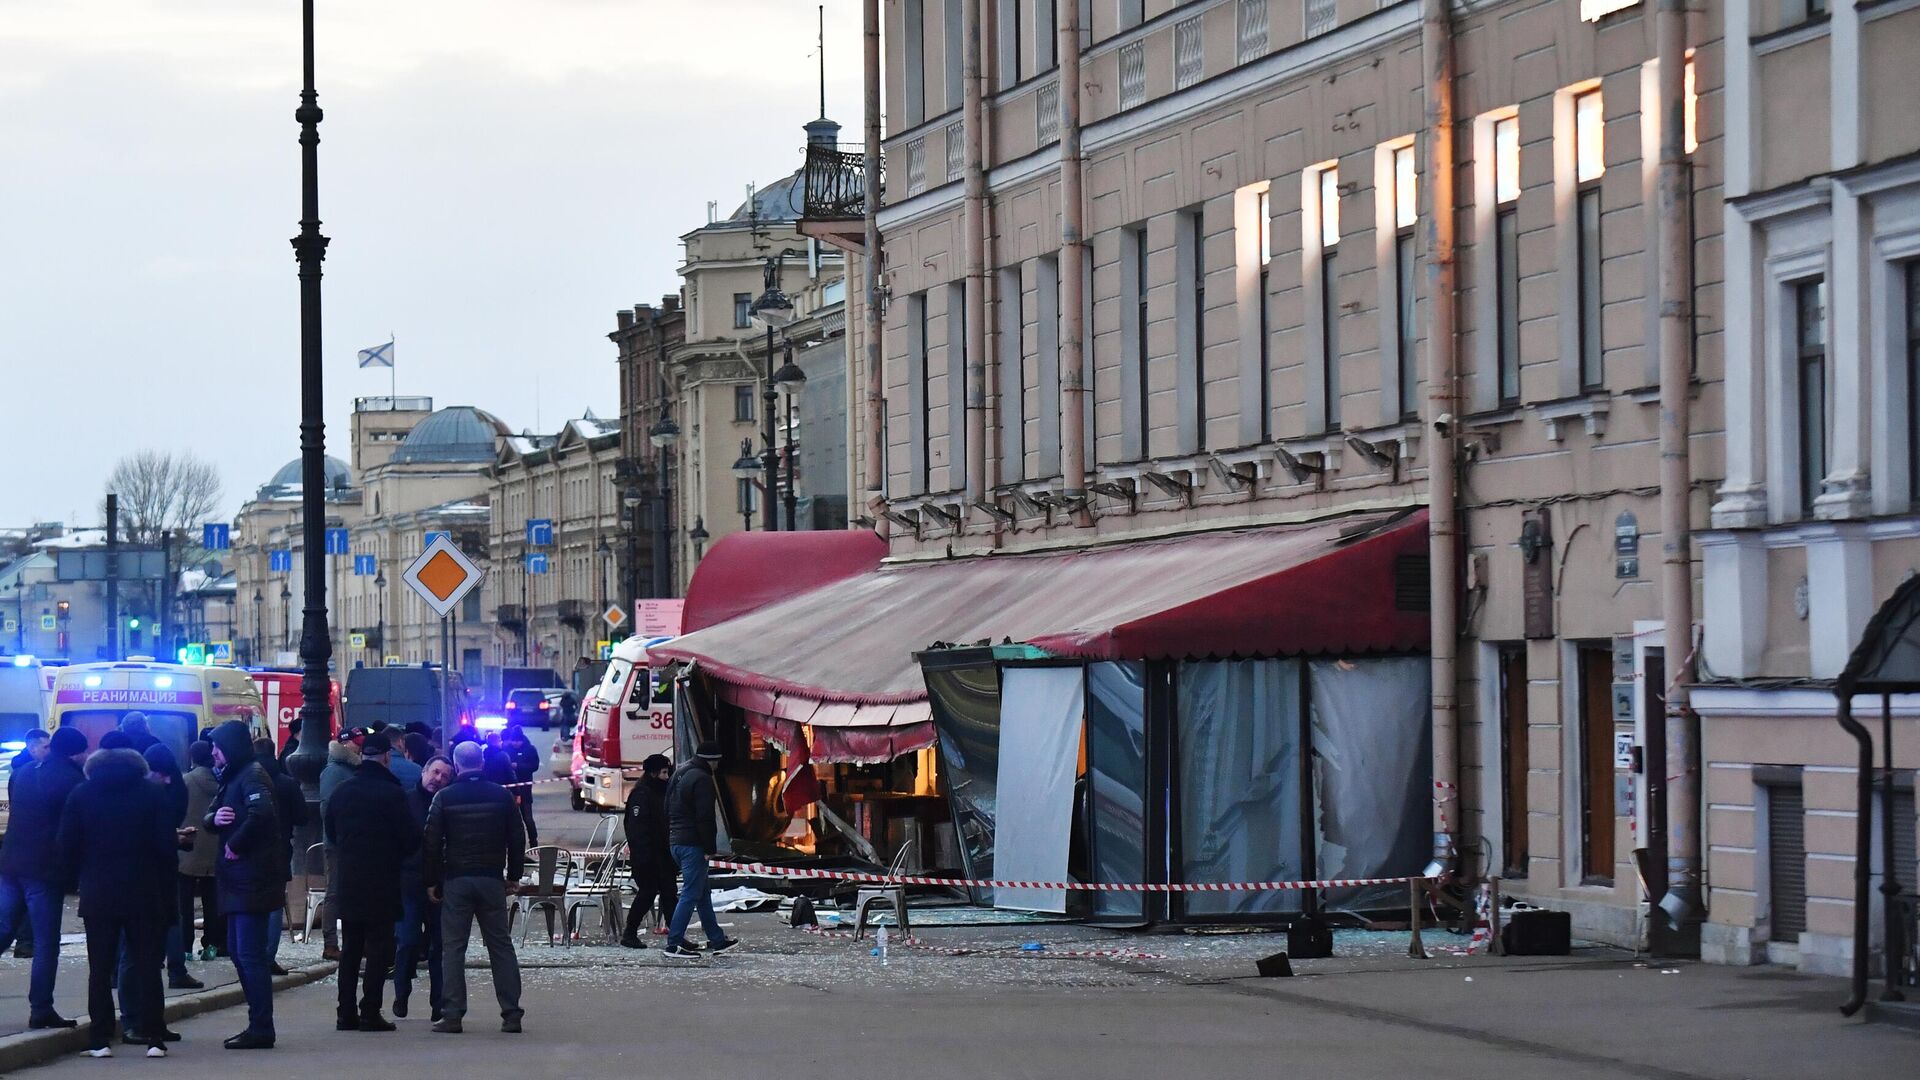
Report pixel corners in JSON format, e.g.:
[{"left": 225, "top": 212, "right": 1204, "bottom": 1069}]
[
  {"left": 206, "top": 720, "right": 282, "bottom": 1049},
  {"left": 661, "top": 742, "right": 739, "bottom": 960},
  {"left": 323, "top": 732, "right": 420, "bottom": 1032},
  {"left": 0, "top": 726, "right": 89, "bottom": 1028},
  {"left": 422, "top": 741, "right": 525, "bottom": 1034},
  {"left": 620, "top": 753, "right": 676, "bottom": 949}
]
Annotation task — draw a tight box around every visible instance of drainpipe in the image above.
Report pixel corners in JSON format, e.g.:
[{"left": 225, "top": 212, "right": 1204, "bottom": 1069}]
[
  {"left": 1835, "top": 687, "right": 1873, "bottom": 1015},
  {"left": 1057, "top": 0, "right": 1088, "bottom": 517},
  {"left": 1421, "top": 0, "right": 1461, "bottom": 871},
  {"left": 1653, "top": 0, "right": 1702, "bottom": 933},
  {"left": 862, "top": 0, "right": 888, "bottom": 535},
  {"left": 963, "top": 0, "right": 989, "bottom": 506}
]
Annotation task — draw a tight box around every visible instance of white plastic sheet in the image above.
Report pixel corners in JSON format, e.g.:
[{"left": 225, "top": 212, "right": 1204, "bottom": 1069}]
[
  {"left": 993, "top": 668, "right": 1086, "bottom": 913},
  {"left": 1177, "top": 660, "right": 1305, "bottom": 916}
]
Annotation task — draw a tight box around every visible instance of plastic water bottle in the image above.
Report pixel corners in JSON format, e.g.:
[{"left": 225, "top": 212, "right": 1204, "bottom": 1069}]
[{"left": 877, "top": 925, "right": 890, "bottom": 965}]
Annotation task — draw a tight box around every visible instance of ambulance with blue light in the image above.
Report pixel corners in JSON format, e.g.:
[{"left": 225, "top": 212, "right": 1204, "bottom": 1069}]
[{"left": 50, "top": 660, "right": 268, "bottom": 764}]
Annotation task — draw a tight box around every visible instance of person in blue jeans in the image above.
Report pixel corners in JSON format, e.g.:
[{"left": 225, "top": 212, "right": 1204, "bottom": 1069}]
[
  {"left": 206, "top": 721, "right": 282, "bottom": 1050},
  {"left": 661, "top": 743, "right": 739, "bottom": 961},
  {"left": 0, "top": 727, "right": 89, "bottom": 1029}
]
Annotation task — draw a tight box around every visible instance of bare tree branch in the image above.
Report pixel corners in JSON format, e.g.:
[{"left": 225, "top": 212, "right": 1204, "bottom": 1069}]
[{"left": 102, "top": 449, "right": 224, "bottom": 546}]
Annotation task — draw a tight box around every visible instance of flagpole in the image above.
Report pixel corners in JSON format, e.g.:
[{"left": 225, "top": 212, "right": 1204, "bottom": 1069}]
[{"left": 389, "top": 333, "right": 396, "bottom": 400}]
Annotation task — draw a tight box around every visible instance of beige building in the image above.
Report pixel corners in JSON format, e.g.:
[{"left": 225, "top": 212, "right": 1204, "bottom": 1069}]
[
  {"left": 661, "top": 137, "right": 851, "bottom": 587},
  {"left": 840, "top": 0, "right": 1762, "bottom": 949},
  {"left": 486, "top": 414, "right": 623, "bottom": 670}
]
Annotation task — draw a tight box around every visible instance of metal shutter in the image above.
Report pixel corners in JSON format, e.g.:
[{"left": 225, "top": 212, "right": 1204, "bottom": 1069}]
[{"left": 1768, "top": 784, "right": 1807, "bottom": 942}]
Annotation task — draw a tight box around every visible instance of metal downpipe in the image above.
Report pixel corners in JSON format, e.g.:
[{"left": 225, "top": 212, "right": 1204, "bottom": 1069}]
[
  {"left": 1057, "top": 0, "right": 1088, "bottom": 517},
  {"left": 1835, "top": 689, "right": 1873, "bottom": 1016},
  {"left": 862, "top": 0, "right": 888, "bottom": 535},
  {"left": 1654, "top": 0, "right": 1702, "bottom": 932},
  {"left": 1420, "top": 0, "right": 1461, "bottom": 870},
  {"left": 962, "top": 0, "right": 989, "bottom": 507}
]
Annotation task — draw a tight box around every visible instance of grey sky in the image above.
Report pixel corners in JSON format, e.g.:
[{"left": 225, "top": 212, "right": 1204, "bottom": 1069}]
[{"left": 0, "top": 0, "right": 860, "bottom": 527}]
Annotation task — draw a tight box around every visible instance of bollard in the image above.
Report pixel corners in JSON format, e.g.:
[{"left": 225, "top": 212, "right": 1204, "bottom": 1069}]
[{"left": 1408, "top": 879, "right": 1428, "bottom": 960}]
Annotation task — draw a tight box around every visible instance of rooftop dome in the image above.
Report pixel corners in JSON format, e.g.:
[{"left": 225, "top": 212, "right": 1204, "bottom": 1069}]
[
  {"left": 259, "top": 455, "right": 352, "bottom": 498},
  {"left": 727, "top": 171, "right": 805, "bottom": 223},
  {"left": 388, "top": 406, "right": 510, "bottom": 465}
]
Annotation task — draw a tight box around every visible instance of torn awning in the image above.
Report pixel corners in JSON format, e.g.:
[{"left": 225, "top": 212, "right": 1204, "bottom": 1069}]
[{"left": 651, "top": 508, "right": 1429, "bottom": 707}]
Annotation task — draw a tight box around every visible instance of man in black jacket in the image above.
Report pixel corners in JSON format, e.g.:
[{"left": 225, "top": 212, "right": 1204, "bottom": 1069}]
[
  {"left": 57, "top": 746, "right": 178, "bottom": 1058},
  {"left": 254, "top": 739, "right": 307, "bottom": 977},
  {"left": 206, "top": 720, "right": 281, "bottom": 1050},
  {"left": 619, "top": 754, "right": 675, "bottom": 949},
  {"left": 0, "top": 726, "right": 88, "bottom": 1028},
  {"left": 324, "top": 732, "right": 420, "bottom": 1032},
  {"left": 662, "top": 742, "right": 739, "bottom": 960},
  {"left": 422, "top": 741, "right": 525, "bottom": 1034}
]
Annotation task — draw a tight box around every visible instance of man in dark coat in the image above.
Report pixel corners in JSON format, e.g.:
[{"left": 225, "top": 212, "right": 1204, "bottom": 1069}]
[
  {"left": 57, "top": 746, "right": 178, "bottom": 1057},
  {"left": 323, "top": 732, "right": 420, "bottom": 1031},
  {"left": 394, "top": 755, "right": 454, "bottom": 1022},
  {"left": 206, "top": 720, "right": 282, "bottom": 1050},
  {"left": 119, "top": 712, "right": 161, "bottom": 755},
  {"left": 423, "top": 741, "right": 526, "bottom": 1034},
  {"left": 662, "top": 742, "right": 738, "bottom": 960},
  {"left": 619, "top": 754, "right": 676, "bottom": 949},
  {"left": 254, "top": 739, "right": 307, "bottom": 977},
  {"left": 501, "top": 726, "right": 540, "bottom": 845},
  {"left": 0, "top": 726, "right": 89, "bottom": 1028}
]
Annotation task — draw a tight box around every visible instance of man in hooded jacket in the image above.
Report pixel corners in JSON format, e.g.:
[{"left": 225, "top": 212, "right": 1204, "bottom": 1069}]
[
  {"left": 620, "top": 754, "right": 676, "bottom": 948},
  {"left": 254, "top": 738, "right": 308, "bottom": 976},
  {"left": 206, "top": 721, "right": 282, "bottom": 1050},
  {"left": 58, "top": 745, "right": 178, "bottom": 1057},
  {"left": 662, "top": 742, "right": 739, "bottom": 960}
]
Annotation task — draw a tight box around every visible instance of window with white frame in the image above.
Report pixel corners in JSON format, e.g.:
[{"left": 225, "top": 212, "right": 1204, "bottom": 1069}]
[
  {"left": 1795, "top": 278, "right": 1828, "bottom": 516},
  {"left": 905, "top": 0, "right": 927, "bottom": 126},
  {"left": 998, "top": 0, "right": 1023, "bottom": 90},
  {"left": 1311, "top": 163, "right": 1343, "bottom": 432},
  {"left": 1257, "top": 185, "right": 1273, "bottom": 442},
  {"left": 999, "top": 265, "right": 1027, "bottom": 479},
  {"left": 910, "top": 291, "right": 933, "bottom": 494},
  {"left": 1038, "top": 0, "right": 1058, "bottom": 71},
  {"left": 1122, "top": 224, "right": 1151, "bottom": 459},
  {"left": 733, "top": 293, "right": 752, "bottom": 329},
  {"left": 1495, "top": 115, "right": 1521, "bottom": 404},
  {"left": 1037, "top": 254, "right": 1063, "bottom": 476},
  {"left": 945, "top": 0, "right": 965, "bottom": 113},
  {"left": 1574, "top": 89, "right": 1605, "bottom": 391},
  {"left": 947, "top": 281, "right": 969, "bottom": 492},
  {"left": 1392, "top": 143, "right": 1419, "bottom": 420},
  {"left": 1177, "top": 207, "right": 1206, "bottom": 453},
  {"left": 1908, "top": 263, "right": 1920, "bottom": 508}
]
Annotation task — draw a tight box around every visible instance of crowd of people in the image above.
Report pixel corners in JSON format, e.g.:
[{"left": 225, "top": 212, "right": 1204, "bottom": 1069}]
[{"left": 0, "top": 714, "right": 590, "bottom": 1058}]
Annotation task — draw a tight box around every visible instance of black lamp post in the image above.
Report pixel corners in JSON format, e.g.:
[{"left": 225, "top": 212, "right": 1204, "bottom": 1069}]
[
  {"left": 285, "top": 0, "right": 334, "bottom": 809},
  {"left": 280, "top": 583, "right": 292, "bottom": 654},
  {"left": 374, "top": 570, "right": 387, "bottom": 663},
  {"left": 251, "top": 589, "right": 263, "bottom": 663},
  {"left": 748, "top": 255, "right": 796, "bottom": 531},
  {"left": 773, "top": 343, "right": 807, "bottom": 530},
  {"left": 648, "top": 405, "right": 680, "bottom": 597},
  {"left": 731, "top": 439, "right": 762, "bottom": 532},
  {"left": 688, "top": 517, "right": 710, "bottom": 560}
]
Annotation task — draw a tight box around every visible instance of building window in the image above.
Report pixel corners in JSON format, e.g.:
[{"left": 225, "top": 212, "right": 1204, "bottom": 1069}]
[
  {"left": 1805, "top": 0, "right": 1829, "bottom": 21},
  {"left": 1038, "top": 0, "right": 1058, "bottom": 71},
  {"left": 1258, "top": 187, "right": 1272, "bottom": 442},
  {"left": 1037, "top": 255, "right": 1063, "bottom": 476},
  {"left": 1392, "top": 143, "right": 1419, "bottom": 421},
  {"left": 905, "top": 0, "right": 927, "bottom": 125},
  {"left": 946, "top": 281, "right": 969, "bottom": 492},
  {"left": 734, "top": 384, "right": 755, "bottom": 422},
  {"left": 1574, "top": 90, "right": 1605, "bottom": 391},
  {"left": 1494, "top": 116, "right": 1522, "bottom": 405},
  {"left": 732, "top": 293, "right": 752, "bottom": 329},
  {"left": 1120, "top": 0, "right": 1144, "bottom": 30},
  {"left": 1795, "top": 278, "right": 1827, "bottom": 516},
  {"left": 1683, "top": 55, "right": 1698, "bottom": 156},
  {"left": 1908, "top": 264, "right": 1920, "bottom": 508},
  {"left": 998, "top": 0, "right": 1023, "bottom": 90},
  {"left": 1313, "top": 164, "right": 1343, "bottom": 432},
  {"left": 1178, "top": 208, "right": 1206, "bottom": 453},
  {"left": 999, "top": 265, "right": 1026, "bottom": 480},
  {"left": 1122, "top": 225, "right": 1151, "bottom": 460},
  {"left": 1577, "top": 644, "right": 1616, "bottom": 885},
  {"left": 945, "top": 0, "right": 965, "bottom": 113}
]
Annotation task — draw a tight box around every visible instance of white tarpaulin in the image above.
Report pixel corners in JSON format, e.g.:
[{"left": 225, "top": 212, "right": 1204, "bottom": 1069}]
[{"left": 992, "top": 667, "right": 1085, "bottom": 913}]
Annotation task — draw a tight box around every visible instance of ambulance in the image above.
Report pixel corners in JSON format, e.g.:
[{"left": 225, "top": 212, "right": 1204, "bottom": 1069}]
[
  {"left": 50, "top": 660, "right": 268, "bottom": 763},
  {"left": 577, "top": 637, "right": 674, "bottom": 811}
]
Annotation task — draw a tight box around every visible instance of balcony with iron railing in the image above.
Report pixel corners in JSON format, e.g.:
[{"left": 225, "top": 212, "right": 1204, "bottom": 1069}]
[{"left": 799, "top": 141, "right": 876, "bottom": 253}]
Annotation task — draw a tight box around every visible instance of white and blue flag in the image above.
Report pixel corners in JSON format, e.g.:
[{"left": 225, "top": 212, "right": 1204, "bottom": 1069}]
[{"left": 357, "top": 340, "right": 395, "bottom": 368}]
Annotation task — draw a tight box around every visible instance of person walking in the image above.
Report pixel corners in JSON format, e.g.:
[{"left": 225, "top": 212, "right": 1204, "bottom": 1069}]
[
  {"left": 324, "top": 732, "right": 420, "bottom": 1032},
  {"left": 205, "top": 720, "right": 282, "bottom": 1050},
  {"left": 0, "top": 726, "right": 89, "bottom": 1028},
  {"left": 315, "top": 736, "right": 360, "bottom": 961},
  {"left": 394, "top": 755, "right": 453, "bottom": 1022},
  {"left": 662, "top": 742, "right": 739, "bottom": 960},
  {"left": 422, "top": 741, "right": 525, "bottom": 1034},
  {"left": 58, "top": 744, "right": 179, "bottom": 1058},
  {"left": 254, "top": 739, "right": 307, "bottom": 977},
  {"left": 619, "top": 754, "right": 676, "bottom": 949},
  {"left": 178, "top": 741, "right": 223, "bottom": 967}
]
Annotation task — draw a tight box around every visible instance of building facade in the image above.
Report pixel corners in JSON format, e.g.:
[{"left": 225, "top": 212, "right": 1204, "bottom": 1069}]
[
  {"left": 858, "top": 0, "right": 1740, "bottom": 948},
  {"left": 610, "top": 298, "right": 686, "bottom": 599},
  {"left": 487, "top": 415, "right": 623, "bottom": 670}
]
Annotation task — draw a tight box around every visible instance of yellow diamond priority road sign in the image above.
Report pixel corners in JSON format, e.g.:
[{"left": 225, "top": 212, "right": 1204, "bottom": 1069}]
[{"left": 401, "top": 533, "right": 484, "bottom": 618}]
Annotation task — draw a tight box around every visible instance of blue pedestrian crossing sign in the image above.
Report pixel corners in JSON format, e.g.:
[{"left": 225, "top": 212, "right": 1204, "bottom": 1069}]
[
  {"left": 325, "top": 528, "right": 351, "bottom": 555},
  {"left": 525, "top": 519, "right": 553, "bottom": 546},
  {"left": 210, "top": 641, "right": 233, "bottom": 664},
  {"left": 202, "top": 523, "right": 230, "bottom": 550}
]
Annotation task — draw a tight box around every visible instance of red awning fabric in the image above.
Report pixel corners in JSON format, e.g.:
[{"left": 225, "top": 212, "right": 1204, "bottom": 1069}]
[
  {"left": 652, "top": 509, "right": 1429, "bottom": 707},
  {"left": 680, "top": 529, "right": 888, "bottom": 633}
]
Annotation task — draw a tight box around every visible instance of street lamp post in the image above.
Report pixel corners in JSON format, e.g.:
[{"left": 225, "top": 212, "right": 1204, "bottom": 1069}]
[
  {"left": 280, "top": 583, "right": 292, "bottom": 654},
  {"left": 285, "top": 0, "right": 335, "bottom": 815},
  {"left": 731, "top": 439, "right": 761, "bottom": 532},
  {"left": 748, "top": 255, "right": 796, "bottom": 531},
  {"left": 374, "top": 570, "right": 386, "bottom": 665},
  {"left": 773, "top": 342, "right": 807, "bottom": 530},
  {"left": 648, "top": 402, "right": 680, "bottom": 598},
  {"left": 251, "top": 590, "right": 263, "bottom": 664}
]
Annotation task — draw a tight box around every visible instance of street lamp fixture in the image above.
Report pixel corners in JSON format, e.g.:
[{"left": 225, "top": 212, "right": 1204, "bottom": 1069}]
[
  {"left": 772, "top": 352, "right": 808, "bottom": 401},
  {"left": 731, "top": 439, "right": 762, "bottom": 480},
  {"left": 647, "top": 410, "right": 681, "bottom": 448},
  {"left": 748, "top": 261, "right": 796, "bottom": 330}
]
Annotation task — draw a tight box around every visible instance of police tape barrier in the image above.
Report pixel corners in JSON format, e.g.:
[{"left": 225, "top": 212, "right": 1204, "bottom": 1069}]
[
  {"left": 795, "top": 923, "right": 1166, "bottom": 960},
  {"left": 711, "top": 858, "right": 1435, "bottom": 894}
]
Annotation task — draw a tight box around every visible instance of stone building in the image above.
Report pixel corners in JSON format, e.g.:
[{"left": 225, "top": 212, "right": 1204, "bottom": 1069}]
[{"left": 609, "top": 298, "right": 686, "bottom": 600}]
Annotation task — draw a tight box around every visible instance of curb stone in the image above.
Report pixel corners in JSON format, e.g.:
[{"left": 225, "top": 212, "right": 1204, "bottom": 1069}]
[{"left": 0, "top": 960, "right": 337, "bottom": 1072}]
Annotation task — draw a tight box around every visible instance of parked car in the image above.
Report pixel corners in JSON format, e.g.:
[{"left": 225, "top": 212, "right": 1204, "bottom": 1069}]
[{"left": 505, "top": 686, "right": 566, "bottom": 730}]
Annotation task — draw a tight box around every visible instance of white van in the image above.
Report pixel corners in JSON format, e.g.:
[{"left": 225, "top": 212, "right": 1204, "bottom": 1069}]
[{"left": 577, "top": 637, "right": 675, "bottom": 811}]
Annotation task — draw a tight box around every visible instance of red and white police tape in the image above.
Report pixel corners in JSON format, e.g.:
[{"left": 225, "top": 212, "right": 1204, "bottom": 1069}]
[{"left": 711, "top": 858, "right": 1433, "bottom": 894}]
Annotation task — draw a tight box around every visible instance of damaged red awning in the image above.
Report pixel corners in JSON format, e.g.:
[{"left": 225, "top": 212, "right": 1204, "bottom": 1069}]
[
  {"left": 679, "top": 529, "right": 887, "bottom": 633},
  {"left": 652, "top": 509, "right": 1430, "bottom": 707}
]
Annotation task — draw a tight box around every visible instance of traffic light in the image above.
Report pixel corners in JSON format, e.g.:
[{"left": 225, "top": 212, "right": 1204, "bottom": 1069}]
[
  {"left": 128, "top": 616, "right": 141, "bottom": 630},
  {"left": 56, "top": 600, "right": 69, "bottom": 615}
]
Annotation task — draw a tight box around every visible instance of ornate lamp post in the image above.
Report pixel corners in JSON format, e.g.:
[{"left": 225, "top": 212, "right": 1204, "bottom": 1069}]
[
  {"left": 374, "top": 570, "right": 387, "bottom": 663},
  {"left": 748, "top": 256, "right": 796, "bottom": 531},
  {"left": 772, "top": 344, "right": 807, "bottom": 530},
  {"left": 285, "top": 0, "right": 335, "bottom": 818},
  {"left": 648, "top": 407, "right": 680, "bottom": 596},
  {"left": 731, "top": 439, "right": 762, "bottom": 532}
]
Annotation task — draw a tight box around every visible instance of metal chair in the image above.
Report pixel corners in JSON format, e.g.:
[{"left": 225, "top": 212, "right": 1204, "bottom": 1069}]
[
  {"left": 565, "top": 841, "right": 629, "bottom": 945},
  {"left": 296, "top": 843, "right": 330, "bottom": 943},
  {"left": 852, "top": 839, "right": 917, "bottom": 941}
]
